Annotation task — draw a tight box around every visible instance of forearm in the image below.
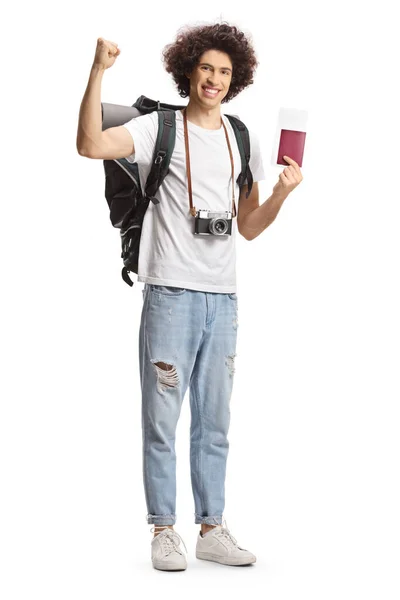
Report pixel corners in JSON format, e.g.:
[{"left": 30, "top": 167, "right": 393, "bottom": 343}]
[
  {"left": 242, "top": 191, "right": 288, "bottom": 241},
  {"left": 76, "top": 65, "right": 105, "bottom": 154}
]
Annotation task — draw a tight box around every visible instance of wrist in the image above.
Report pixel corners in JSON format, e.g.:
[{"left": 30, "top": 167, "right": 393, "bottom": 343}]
[
  {"left": 271, "top": 189, "right": 288, "bottom": 203},
  {"left": 91, "top": 63, "right": 106, "bottom": 74}
]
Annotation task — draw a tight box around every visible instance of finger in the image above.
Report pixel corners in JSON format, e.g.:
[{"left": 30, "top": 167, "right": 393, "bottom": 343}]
[
  {"left": 287, "top": 165, "right": 298, "bottom": 179},
  {"left": 283, "top": 155, "right": 298, "bottom": 168},
  {"left": 284, "top": 157, "right": 299, "bottom": 172},
  {"left": 280, "top": 172, "right": 290, "bottom": 183},
  {"left": 287, "top": 165, "right": 302, "bottom": 182},
  {"left": 284, "top": 170, "right": 296, "bottom": 184},
  {"left": 283, "top": 155, "right": 302, "bottom": 176},
  {"left": 283, "top": 155, "right": 296, "bottom": 165},
  {"left": 283, "top": 165, "right": 295, "bottom": 178}
]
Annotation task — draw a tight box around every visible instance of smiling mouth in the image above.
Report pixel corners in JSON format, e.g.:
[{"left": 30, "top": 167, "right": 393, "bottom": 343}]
[{"left": 202, "top": 86, "right": 221, "bottom": 96}]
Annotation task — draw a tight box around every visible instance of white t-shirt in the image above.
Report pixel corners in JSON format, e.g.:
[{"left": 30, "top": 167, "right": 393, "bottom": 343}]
[{"left": 122, "top": 108, "right": 265, "bottom": 293}]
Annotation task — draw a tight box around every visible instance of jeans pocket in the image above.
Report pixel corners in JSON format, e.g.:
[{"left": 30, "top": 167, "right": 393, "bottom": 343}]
[
  {"left": 228, "top": 292, "right": 237, "bottom": 300},
  {"left": 151, "top": 285, "right": 187, "bottom": 296}
]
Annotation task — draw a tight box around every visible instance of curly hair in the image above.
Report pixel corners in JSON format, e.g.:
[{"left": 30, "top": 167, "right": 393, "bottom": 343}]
[{"left": 161, "top": 22, "right": 259, "bottom": 104}]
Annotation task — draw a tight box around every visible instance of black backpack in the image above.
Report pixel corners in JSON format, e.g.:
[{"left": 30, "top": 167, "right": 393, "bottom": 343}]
[{"left": 101, "top": 95, "right": 254, "bottom": 287}]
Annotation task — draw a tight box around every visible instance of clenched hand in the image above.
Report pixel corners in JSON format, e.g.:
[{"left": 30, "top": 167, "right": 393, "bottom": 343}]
[{"left": 93, "top": 37, "right": 121, "bottom": 70}]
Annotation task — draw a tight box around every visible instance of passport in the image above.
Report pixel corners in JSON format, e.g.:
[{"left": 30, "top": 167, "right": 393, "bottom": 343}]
[
  {"left": 271, "top": 107, "right": 308, "bottom": 168},
  {"left": 277, "top": 129, "right": 306, "bottom": 167}
]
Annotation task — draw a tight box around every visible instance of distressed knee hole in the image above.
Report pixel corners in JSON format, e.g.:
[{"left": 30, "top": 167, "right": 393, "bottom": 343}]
[{"left": 151, "top": 360, "right": 179, "bottom": 392}]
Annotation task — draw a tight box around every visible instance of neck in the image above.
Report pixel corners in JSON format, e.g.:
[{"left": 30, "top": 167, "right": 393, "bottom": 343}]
[{"left": 182, "top": 97, "right": 222, "bottom": 130}]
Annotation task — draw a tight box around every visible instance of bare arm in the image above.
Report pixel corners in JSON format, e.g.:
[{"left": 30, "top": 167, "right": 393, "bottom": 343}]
[
  {"left": 76, "top": 65, "right": 106, "bottom": 155},
  {"left": 240, "top": 155, "right": 303, "bottom": 240},
  {"left": 240, "top": 187, "right": 288, "bottom": 241},
  {"left": 76, "top": 38, "right": 134, "bottom": 159}
]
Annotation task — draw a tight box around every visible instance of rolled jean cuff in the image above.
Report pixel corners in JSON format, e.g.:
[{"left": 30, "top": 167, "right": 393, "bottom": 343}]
[
  {"left": 194, "top": 514, "right": 223, "bottom": 525},
  {"left": 147, "top": 513, "right": 176, "bottom": 525}
]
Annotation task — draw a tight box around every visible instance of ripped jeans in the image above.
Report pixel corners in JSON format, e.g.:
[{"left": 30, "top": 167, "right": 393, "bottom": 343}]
[{"left": 138, "top": 284, "right": 238, "bottom": 525}]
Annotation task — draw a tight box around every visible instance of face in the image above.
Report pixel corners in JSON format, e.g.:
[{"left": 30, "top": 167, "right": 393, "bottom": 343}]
[{"left": 186, "top": 49, "right": 233, "bottom": 105}]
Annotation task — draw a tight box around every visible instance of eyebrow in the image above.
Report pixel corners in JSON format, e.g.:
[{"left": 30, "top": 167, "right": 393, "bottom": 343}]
[{"left": 199, "top": 63, "right": 232, "bottom": 72}]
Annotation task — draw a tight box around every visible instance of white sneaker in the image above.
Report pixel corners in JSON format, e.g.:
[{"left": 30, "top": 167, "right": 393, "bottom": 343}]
[
  {"left": 150, "top": 527, "right": 188, "bottom": 571},
  {"left": 196, "top": 519, "right": 256, "bottom": 566}
]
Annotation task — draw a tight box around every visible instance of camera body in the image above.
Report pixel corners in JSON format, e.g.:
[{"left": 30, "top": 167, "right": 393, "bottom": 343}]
[{"left": 194, "top": 209, "right": 232, "bottom": 236}]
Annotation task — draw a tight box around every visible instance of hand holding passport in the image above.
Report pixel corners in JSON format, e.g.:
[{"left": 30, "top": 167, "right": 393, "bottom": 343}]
[
  {"left": 270, "top": 106, "right": 307, "bottom": 197},
  {"left": 272, "top": 107, "right": 308, "bottom": 168},
  {"left": 272, "top": 154, "right": 303, "bottom": 198}
]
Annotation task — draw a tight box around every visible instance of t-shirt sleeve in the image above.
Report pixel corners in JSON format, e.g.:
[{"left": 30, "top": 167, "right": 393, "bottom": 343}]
[
  {"left": 122, "top": 111, "right": 158, "bottom": 166},
  {"left": 246, "top": 129, "right": 265, "bottom": 184}
]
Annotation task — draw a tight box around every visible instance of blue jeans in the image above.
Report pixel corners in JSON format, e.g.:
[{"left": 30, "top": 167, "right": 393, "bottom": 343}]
[{"left": 139, "top": 284, "right": 239, "bottom": 525}]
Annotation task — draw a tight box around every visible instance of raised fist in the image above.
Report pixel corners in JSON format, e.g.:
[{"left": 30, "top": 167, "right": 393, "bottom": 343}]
[{"left": 93, "top": 37, "right": 121, "bottom": 70}]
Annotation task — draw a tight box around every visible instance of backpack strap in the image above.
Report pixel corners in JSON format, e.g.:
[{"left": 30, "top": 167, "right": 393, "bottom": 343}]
[
  {"left": 133, "top": 95, "right": 185, "bottom": 113},
  {"left": 120, "top": 109, "right": 176, "bottom": 287},
  {"left": 144, "top": 109, "right": 176, "bottom": 204},
  {"left": 225, "top": 115, "right": 253, "bottom": 199}
]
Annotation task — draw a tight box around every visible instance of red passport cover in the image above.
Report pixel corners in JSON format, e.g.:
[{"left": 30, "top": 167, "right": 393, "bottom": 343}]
[{"left": 277, "top": 129, "right": 306, "bottom": 167}]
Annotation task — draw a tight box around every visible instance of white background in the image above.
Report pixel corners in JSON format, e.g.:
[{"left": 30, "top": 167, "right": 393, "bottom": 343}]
[{"left": 2, "top": 0, "right": 399, "bottom": 598}]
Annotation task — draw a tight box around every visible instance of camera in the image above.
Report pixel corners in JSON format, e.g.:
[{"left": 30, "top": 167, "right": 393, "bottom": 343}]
[{"left": 194, "top": 209, "right": 232, "bottom": 236}]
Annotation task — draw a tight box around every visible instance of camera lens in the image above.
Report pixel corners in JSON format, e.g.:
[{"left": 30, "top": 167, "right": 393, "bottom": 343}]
[{"left": 209, "top": 218, "right": 228, "bottom": 235}]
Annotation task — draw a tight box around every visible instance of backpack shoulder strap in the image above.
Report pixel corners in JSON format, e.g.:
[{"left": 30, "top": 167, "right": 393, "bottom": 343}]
[
  {"left": 133, "top": 95, "right": 185, "bottom": 113},
  {"left": 144, "top": 109, "right": 176, "bottom": 204},
  {"left": 225, "top": 114, "right": 253, "bottom": 199}
]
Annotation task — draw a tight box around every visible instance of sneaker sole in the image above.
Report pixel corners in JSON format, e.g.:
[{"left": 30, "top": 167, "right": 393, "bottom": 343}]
[
  {"left": 196, "top": 551, "right": 256, "bottom": 566},
  {"left": 152, "top": 559, "right": 187, "bottom": 571}
]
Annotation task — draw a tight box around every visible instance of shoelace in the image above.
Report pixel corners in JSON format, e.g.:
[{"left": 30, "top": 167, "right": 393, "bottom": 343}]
[
  {"left": 208, "top": 518, "right": 239, "bottom": 550},
  {"left": 150, "top": 527, "right": 188, "bottom": 557}
]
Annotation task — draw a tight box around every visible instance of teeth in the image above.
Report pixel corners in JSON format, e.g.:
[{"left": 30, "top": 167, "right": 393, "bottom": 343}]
[{"left": 203, "top": 87, "right": 219, "bottom": 94}]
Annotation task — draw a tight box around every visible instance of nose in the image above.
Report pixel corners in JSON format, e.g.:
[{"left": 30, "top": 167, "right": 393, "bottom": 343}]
[{"left": 206, "top": 79, "right": 220, "bottom": 88}]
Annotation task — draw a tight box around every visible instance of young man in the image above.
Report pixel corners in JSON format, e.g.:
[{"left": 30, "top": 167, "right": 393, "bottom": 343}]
[{"left": 77, "top": 23, "right": 302, "bottom": 572}]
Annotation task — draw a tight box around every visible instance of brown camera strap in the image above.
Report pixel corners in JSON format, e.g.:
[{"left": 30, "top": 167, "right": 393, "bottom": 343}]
[{"left": 182, "top": 107, "right": 237, "bottom": 218}]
